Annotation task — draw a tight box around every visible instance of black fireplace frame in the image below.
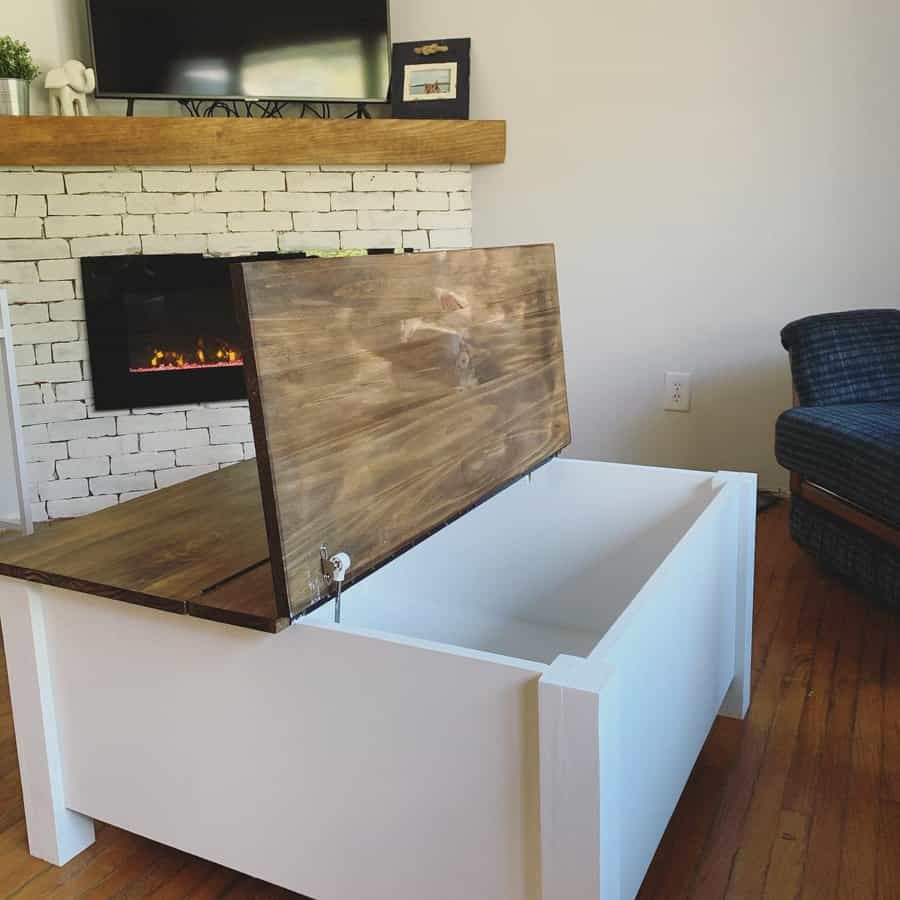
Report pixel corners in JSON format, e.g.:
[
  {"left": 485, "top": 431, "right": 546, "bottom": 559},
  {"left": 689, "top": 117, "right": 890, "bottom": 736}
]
[
  {"left": 82, "top": 252, "right": 302, "bottom": 410},
  {"left": 83, "top": 249, "right": 403, "bottom": 411}
]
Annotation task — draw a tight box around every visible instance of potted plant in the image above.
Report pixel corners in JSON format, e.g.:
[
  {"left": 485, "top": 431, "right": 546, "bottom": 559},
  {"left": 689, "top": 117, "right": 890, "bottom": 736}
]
[{"left": 0, "top": 36, "right": 40, "bottom": 115}]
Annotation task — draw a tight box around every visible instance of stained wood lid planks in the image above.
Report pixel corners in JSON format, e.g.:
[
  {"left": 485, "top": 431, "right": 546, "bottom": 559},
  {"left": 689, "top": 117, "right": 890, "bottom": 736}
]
[{"left": 234, "top": 244, "right": 571, "bottom": 618}]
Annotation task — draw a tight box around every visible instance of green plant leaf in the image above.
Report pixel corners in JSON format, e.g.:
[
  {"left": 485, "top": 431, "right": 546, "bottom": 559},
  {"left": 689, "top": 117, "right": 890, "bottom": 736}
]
[{"left": 0, "top": 36, "right": 40, "bottom": 82}]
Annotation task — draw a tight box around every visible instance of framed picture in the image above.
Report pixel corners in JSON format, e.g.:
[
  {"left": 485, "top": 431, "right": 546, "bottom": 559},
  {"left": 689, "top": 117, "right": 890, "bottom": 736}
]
[
  {"left": 391, "top": 38, "right": 470, "bottom": 120},
  {"left": 403, "top": 62, "right": 458, "bottom": 103}
]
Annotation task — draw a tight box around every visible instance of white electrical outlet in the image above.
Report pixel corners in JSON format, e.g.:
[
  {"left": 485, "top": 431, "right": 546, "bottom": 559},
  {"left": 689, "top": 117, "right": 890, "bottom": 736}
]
[{"left": 664, "top": 371, "right": 692, "bottom": 412}]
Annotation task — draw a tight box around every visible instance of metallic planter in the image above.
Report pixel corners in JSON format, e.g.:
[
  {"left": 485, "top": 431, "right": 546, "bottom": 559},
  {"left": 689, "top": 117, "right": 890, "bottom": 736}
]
[{"left": 0, "top": 78, "right": 30, "bottom": 115}]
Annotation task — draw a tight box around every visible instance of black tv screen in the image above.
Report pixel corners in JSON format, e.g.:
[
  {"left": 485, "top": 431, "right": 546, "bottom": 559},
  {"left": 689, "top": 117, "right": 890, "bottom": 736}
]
[{"left": 87, "top": 0, "right": 390, "bottom": 102}]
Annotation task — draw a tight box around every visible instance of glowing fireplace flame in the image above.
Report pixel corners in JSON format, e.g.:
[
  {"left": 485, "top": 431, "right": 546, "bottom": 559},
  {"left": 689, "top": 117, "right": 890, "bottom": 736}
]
[{"left": 132, "top": 337, "right": 243, "bottom": 374}]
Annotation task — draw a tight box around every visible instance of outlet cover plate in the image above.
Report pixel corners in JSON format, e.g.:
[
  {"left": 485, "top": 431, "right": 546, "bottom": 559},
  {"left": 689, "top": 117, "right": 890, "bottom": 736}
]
[{"left": 664, "top": 371, "right": 691, "bottom": 412}]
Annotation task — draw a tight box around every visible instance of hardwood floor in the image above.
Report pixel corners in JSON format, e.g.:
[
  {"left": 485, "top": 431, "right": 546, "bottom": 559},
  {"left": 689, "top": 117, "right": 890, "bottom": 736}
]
[{"left": 0, "top": 500, "right": 897, "bottom": 898}]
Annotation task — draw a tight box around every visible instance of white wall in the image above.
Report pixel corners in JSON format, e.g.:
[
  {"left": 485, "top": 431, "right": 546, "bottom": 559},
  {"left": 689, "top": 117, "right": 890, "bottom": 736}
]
[
  {"left": 393, "top": 0, "right": 900, "bottom": 488},
  {"left": 6, "top": 0, "right": 165, "bottom": 116},
  {"left": 5, "top": 0, "right": 86, "bottom": 115},
  {"left": 10, "top": 0, "right": 900, "bottom": 487}
]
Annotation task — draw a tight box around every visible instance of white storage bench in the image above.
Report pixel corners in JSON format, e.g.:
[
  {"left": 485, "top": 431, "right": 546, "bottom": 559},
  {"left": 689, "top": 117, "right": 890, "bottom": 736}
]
[
  {"left": 0, "top": 246, "right": 755, "bottom": 900},
  {"left": 0, "top": 458, "right": 754, "bottom": 900}
]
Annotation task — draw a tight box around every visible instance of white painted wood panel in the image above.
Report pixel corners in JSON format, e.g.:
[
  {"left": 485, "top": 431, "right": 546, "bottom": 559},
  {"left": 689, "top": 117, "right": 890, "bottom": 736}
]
[
  {"left": 0, "top": 289, "right": 31, "bottom": 532},
  {"left": 717, "top": 471, "right": 757, "bottom": 719},
  {"left": 537, "top": 471, "right": 755, "bottom": 899},
  {"left": 19, "top": 584, "right": 545, "bottom": 900}
]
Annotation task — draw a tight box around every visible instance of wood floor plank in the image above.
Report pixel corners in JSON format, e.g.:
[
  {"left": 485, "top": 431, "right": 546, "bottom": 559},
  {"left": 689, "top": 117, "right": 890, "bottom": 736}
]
[
  {"left": 636, "top": 759, "right": 735, "bottom": 899},
  {"left": 750, "top": 538, "right": 816, "bottom": 695},
  {"left": 41, "top": 841, "right": 136, "bottom": 898},
  {"left": 837, "top": 606, "right": 887, "bottom": 899},
  {"left": 637, "top": 716, "right": 745, "bottom": 899},
  {"left": 781, "top": 575, "right": 845, "bottom": 816},
  {"left": 723, "top": 565, "right": 826, "bottom": 899},
  {"left": 13, "top": 826, "right": 142, "bottom": 898},
  {"left": 0, "top": 846, "right": 51, "bottom": 896},
  {"left": 220, "top": 878, "right": 301, "bottom": 899},
  {"left": 112, "top": 846, "right": 194, "bottom": 898},
  {"left": 0, "top": 777, "right": 25, "bottom": 834},
  {"left": 877, "top": 618, "right": 900, "bottom": 899},
  {"left": 761, "top": 809, "right": 811, "bottom": 900},
  {"left": 182, "top": 868, "right": 243, "bottom": 899},
  {"left": 0, "top": 821, "right": 27, "bottom": 858},
  {"left": 76, "top": 840, "right": 174, "bottom": 899},
  {"left": 749, "top": 510, "right": 799, "bottom": 646},
  {"left": 145, "top": 855, "right": 216, "bottom": 899},
  {"left": 797, "top": 584, "right": 866, "bottom": 900},
  {"left": 690, "top": 512, "right": 814, "bottom": 899}
]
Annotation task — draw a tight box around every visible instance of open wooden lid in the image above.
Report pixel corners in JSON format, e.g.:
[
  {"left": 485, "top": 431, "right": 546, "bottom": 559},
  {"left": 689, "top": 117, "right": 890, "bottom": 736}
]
[{"left": 233, "top": 244, "right": 571, "bottom": 619}]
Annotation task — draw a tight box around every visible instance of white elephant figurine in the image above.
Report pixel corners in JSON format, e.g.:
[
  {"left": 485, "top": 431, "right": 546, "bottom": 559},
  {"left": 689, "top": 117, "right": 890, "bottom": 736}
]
[{"left": 45, "top": 60, "right": 95, "bottom": 116}]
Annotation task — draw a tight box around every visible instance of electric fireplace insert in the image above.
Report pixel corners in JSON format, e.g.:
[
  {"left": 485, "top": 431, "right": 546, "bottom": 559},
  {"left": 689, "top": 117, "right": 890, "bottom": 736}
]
[
  {"left": 82, "top": 254, "right": 254, "bottom": 410},
  {"left": 81, "top": 254, "right": 294, "bottom": 410},
  {"left": 83, "top": 250, "right": 400, "bottom": 410}
]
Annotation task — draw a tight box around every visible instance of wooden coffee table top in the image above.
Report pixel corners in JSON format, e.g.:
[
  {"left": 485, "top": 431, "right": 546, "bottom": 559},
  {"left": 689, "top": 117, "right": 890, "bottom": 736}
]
[{"left": 0, "top": 461, "right": 286, "bottom": 633}]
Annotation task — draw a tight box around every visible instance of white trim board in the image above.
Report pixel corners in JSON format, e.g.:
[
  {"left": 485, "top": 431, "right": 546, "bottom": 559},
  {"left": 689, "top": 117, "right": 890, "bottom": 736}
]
[{"left": 0, "top": 288, "right": 32, "bottom": 534}]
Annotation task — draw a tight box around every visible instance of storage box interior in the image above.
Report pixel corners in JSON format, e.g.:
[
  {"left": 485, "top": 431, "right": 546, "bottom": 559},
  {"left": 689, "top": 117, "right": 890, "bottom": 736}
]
[{"left": 306, "top": 458, "right": 721, "bottom": 664}]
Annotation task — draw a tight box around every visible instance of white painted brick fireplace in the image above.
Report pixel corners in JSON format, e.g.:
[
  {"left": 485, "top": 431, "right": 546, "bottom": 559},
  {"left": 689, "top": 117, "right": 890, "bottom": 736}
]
[{"left": 0, "top": 164, "right": 473, "bottom": 520}]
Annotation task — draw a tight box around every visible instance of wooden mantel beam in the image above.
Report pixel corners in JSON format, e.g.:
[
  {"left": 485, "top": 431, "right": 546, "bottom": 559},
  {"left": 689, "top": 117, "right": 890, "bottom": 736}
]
[{"left": 0, "top": 116, "right": 506, "bottom": 167}]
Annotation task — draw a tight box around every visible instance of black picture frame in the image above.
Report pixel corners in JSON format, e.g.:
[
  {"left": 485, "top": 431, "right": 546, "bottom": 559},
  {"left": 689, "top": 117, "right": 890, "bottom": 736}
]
[{"left": 390, "top": 38, "right": 470, "bottom": 120}]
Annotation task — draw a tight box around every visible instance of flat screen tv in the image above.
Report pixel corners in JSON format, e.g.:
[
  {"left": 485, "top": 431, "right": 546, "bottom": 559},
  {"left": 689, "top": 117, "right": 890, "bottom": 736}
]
[{"left": 86, "top": 0, "right": 390, "bottom": 103}]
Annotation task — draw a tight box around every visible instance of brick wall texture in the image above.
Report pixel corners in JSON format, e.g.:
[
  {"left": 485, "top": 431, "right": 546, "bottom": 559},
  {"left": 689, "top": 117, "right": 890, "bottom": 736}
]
[{"left": 0, "top": 163, "right": 473, "bottom": 519}]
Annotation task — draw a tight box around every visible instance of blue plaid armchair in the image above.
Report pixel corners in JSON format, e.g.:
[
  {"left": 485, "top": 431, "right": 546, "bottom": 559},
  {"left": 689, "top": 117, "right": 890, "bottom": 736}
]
[{"left": 775, "top": 308, "right": 900, "bottom": 607}]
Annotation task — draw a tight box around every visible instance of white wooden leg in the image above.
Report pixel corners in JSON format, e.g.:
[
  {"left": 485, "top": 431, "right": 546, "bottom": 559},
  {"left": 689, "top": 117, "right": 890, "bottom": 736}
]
[
  {"left": 0, "top": 580, "right": 95, "bottom": 864},
  {"left": 715, "top": 472, "right": 757, "bottom": 719}
]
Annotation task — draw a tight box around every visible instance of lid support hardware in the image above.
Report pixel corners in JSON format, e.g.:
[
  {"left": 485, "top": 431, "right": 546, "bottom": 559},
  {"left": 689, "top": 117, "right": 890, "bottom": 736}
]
[{"left": 320, "top": 545, "right": 351, "bottom": 624}]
